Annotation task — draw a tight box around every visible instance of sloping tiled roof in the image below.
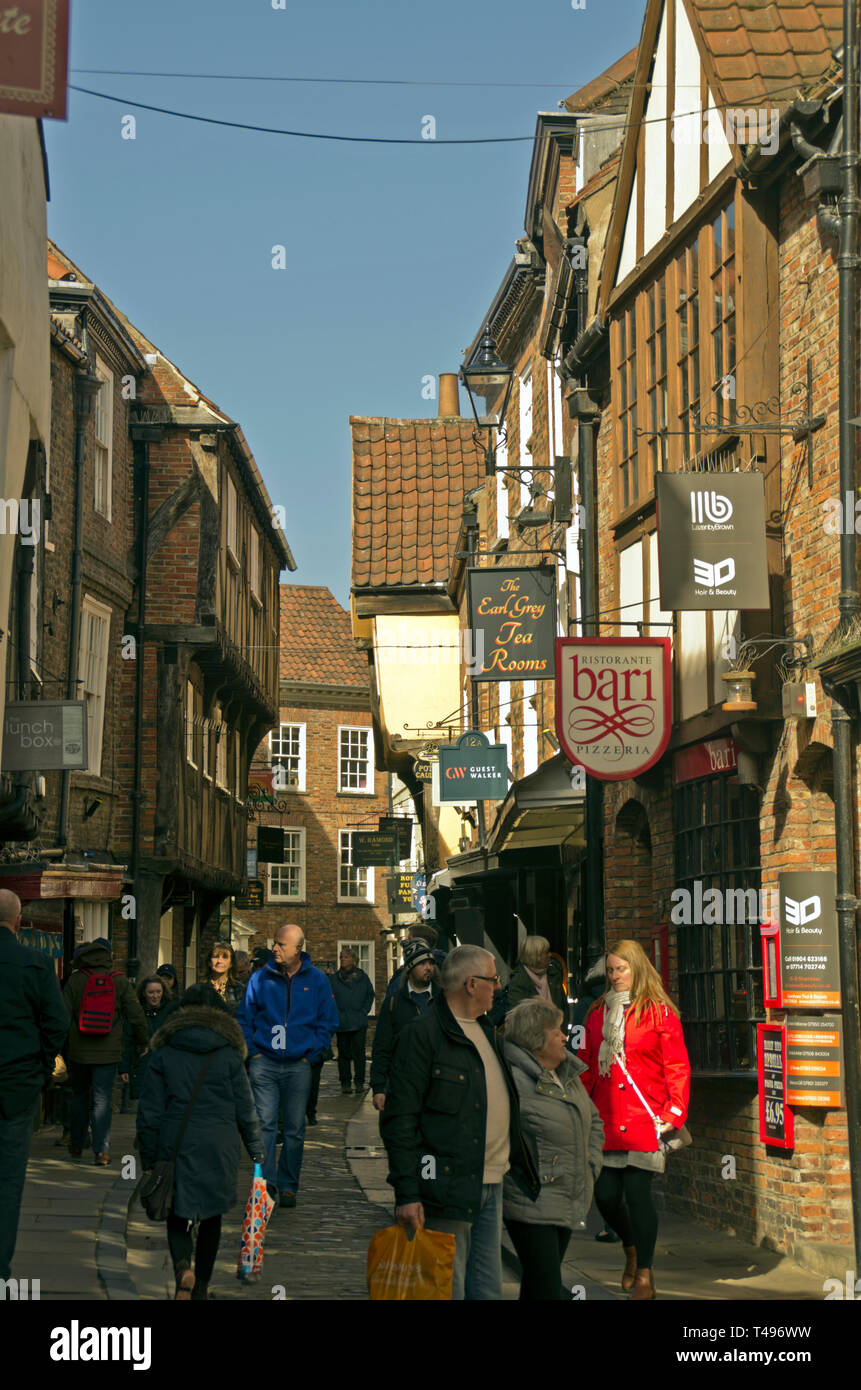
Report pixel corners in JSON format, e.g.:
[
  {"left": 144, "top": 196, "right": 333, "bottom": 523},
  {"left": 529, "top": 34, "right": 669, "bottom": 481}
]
[
  {"left": 351, "top": 417, "right": 484, "bottom": 588},
  {"left": 279, "top": 584, "right": 368, "bottom": 688},
  {"left": 687, "top": 0, "right": 842, "bottom": 108},
  {"left": 563, "top": 47, "right": 638, "bottom": 113}
]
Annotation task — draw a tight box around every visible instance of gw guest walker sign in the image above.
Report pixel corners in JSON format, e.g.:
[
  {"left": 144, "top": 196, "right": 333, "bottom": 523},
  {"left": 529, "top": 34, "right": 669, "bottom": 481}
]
[{"left": 555, "top": 638, "right": 672, "bottom": 781}]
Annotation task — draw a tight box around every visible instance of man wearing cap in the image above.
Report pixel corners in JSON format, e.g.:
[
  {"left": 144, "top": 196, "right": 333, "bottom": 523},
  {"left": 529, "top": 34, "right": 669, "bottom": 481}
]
[
  {"left": 370, "top": 939, "right": 441, "bottom": 1112},
  {"left": 155, "top": 963, "right": 179, "bottom": 998}
]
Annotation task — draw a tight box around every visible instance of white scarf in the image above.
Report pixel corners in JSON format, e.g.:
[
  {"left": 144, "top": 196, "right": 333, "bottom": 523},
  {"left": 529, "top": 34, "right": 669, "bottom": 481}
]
[{"left": 598, "top": 988, "right": 630, "bottom": 1077}]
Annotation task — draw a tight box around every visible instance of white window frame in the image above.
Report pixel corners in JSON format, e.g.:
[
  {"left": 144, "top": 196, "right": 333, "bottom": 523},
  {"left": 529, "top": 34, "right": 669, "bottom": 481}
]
[
  {"left": 249, "top": 525, "right": 261, "bottom": 601},
  {"left": 202, "top": 705, "right": 211, "bottom": 780},
  {"left": 78, "top": 595, "right": 112, "bottom": 775},
  {"left": 523, "top": 679, "right": 539, "bottom": 777},
  {"left": 158, "top": 909, "right": 174, "bottom": 969},
  {"left": 519, "top": 367, "right": 533, "bottom": 508},
  {"left": 185, "top": 916, "right": 198, "bottom": 985},
  {"left": 270, "top": 722, "right": 306, "bottom": 792},
  {"left": 94, "top": 354, "right": 113, "bottom": 521},
  {"left": 495, "top": 437, "right": 510, "bottom": 542},
  {"left": 338, "top": 725, "right": 373, "bottom": 794},
  {"left": 215, "top": 705, "right": 228, "bottom": 790},
  {"left": 337, "top": 939, "right": 376, "bottom": 1015},
  {"left": 338, "top": 830, "right": 375, "bottom": 904},
  {"left": 226, "top": 473, "right": 238, "bottom": 564},
  {"left": 185, "top": 680, "right": 197, "bottom": 767},
  {"left": 235, "top": 733, "right": 243, "bottom": 803},
  {"left": 268, "top": 828, "right": 307, "bottom": 902}
]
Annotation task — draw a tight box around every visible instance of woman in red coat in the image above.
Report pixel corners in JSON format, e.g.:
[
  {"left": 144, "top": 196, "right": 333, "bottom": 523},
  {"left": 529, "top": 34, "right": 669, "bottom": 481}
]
[{"left": 578, "top": 939, "right": 690, "bottom": 1301}]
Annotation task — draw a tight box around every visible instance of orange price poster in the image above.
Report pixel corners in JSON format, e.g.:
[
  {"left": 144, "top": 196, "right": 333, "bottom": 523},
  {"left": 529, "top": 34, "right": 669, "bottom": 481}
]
[{"left": 785, "top": 1016, "right": 845, "bottom": 1109}]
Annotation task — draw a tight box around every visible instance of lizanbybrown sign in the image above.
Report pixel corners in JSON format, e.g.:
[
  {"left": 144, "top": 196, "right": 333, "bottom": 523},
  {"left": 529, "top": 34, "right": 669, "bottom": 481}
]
[
  {"left": 656, "top": 472, "right": 770, "bottom": 611},
  {"left": 467, "top": 567, "right": 556, "bottom": 680},
  {"left": 757, "top": 1023, "right": 793, "bottom": 1149},
  {"left": 779, "top": 870, "right": 840, "bottom": 1009},
  {"left": 0, "top": 0, "right": 70, "bottom": 118},
  {"left": 235, "top": 880, "right": 264, "bottom": 910},
  {"left": 555, "top": 638, "right": 672, "bottom": 781}
]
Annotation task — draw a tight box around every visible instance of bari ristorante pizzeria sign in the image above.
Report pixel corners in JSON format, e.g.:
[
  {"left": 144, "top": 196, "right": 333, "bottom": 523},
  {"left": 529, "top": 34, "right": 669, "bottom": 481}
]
[
  {"left": 467, "top": 567, "right": 556, "bottom": 680},
  {"left": 555, "top": 638, "right": 672, "bottom": 781}
]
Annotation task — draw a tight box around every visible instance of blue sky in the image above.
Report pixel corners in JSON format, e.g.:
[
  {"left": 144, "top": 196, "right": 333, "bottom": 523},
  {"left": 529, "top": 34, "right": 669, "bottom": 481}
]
[{"left": 45, "top": 0, "right": 645, "bottom": 606}]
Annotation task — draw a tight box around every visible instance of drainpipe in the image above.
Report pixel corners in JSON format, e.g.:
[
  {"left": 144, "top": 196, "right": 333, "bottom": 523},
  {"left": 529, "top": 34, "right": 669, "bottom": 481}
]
[
  {"left": 569, "top": 384, "right": 604, "bottom": 971},
  {"left": 57, "top": 353, "right": 102, "bottom": 847},
  {"left": 128, "top": 433, "right": 152, "bottom": 979},
  {"left": 0, "top": 539, "right": 36, "bottom": 828},
  {"left": 829, "top": 12, "right": 861, "bottom": 1272}
]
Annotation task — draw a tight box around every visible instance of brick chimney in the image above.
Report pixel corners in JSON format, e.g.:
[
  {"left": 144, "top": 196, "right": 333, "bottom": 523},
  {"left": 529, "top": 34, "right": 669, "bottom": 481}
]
[{"left": 438, "top": 373, "right": 460, "bottom": 417}]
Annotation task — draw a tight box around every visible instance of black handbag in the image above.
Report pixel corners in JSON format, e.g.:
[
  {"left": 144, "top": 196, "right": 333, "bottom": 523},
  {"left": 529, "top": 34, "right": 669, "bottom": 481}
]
[{"left": 138, "top": 1053, "right": 215, "bottom": 1221}]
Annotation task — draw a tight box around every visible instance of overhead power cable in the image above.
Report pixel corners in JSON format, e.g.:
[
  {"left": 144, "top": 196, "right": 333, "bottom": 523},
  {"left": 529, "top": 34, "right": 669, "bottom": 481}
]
[
  {"left": 68, "top": 79, "right": 814, "bottom": 147},
  {"left": 69, "top": 68, "right": 580, "bottom": 89}
]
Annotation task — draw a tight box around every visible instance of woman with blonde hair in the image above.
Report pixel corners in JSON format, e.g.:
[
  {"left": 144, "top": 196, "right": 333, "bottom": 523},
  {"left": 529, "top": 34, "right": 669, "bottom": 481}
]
[
  {"left": 577, "top": 939, "right": 690, "bottom": 1301},
  {"left": 506, "top": 935, "right": 568, "bottom": 1015}
]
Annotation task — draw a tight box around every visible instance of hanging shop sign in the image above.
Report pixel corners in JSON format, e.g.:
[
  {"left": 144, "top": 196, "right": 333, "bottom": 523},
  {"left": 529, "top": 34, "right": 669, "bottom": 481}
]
[
  {"left": 235, "top": 880, "right": 264, "bottom": 911},
  {"left": 438, "top": 731, "right": 509, "bottom": 802},
  {"left": 378, "top": 815, "right": 412, "bottom": 861},
  {"left": 778, "top": 870, "right": 841, "bottom": 1008},
  {"left": 351, "top": 829, "right": 400, "bottom": 867},
  {"left": 387, "top": 871, "right": 428, "bottom": 914},
  {"left": 756, "top": 1023, "right": 794, "bottom": 1149},
  {"left": 412, "top": 743, "right": 436, "bottom": 783},
  {"left": 2, "top": 699, "right": 87, "bottom": 771},
  {"left": 257, "top": 826, "right": 285, "bottom": 863},
  {"left": 672, "top": 737, "right": 739, "bottom": 784},
  {"left": 555, "top": 637, "right": 672, "bottom": 781},
  {"left": 786, "top": 1016, "right": 845, "bottom": 1109},
  {"left": 467, "top": 567, "right": 557, "bottom": 680},
  {"left": 0, "top": 0, "right": 70, "bottom": 119},
  {"left": 656, "top": 472, "right": 770, "bottom": 611}
]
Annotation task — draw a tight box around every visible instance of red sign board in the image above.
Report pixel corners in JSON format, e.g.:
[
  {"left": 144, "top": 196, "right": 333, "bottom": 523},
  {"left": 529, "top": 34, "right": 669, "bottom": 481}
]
[
  {"left": 672, "top": 737, "right": 739, "bottom": 785},
  {"left": 757, "top": 1023, "right": 793, "bottom": 1149},
  {"left": 555, "top": 638, "right": 672, "bottom": 781},
  {"left": 759, "top": 922, "right": 782, "bottom": 1008},
  {"left": 0, "top": 1, "right": 69, "bottom": 118}
]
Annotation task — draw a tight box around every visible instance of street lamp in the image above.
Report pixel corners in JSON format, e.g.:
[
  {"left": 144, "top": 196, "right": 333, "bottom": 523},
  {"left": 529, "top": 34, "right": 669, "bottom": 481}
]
[{"left": 460, "top": 327, "right": 515, "bottom": 477}]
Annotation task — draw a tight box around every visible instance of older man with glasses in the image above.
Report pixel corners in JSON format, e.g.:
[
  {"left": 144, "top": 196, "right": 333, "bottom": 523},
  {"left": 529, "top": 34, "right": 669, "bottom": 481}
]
[{"left": 381, "top": 944, "right": 539, "bottom": 1300}]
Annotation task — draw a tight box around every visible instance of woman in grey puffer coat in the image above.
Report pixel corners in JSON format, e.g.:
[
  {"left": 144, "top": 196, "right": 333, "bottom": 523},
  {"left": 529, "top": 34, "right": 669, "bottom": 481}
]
[{"left": 503, "top": 999, "right": 604, "bottom": 1300}]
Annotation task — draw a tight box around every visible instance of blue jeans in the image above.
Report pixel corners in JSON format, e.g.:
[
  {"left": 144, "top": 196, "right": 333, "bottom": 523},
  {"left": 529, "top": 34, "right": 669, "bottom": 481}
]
[
  {"left": 0, "top": 1099, "right": 38, "bottom": 1281},
  {"left": 430, "top": 1182, "right": 504, "bottom": 1300},
  {"left": 69, "top": 1062, "right": 116, "bottom": 1154},
  {"left": 249, "top": 1054, "right": 312, "bottom": 1194}
]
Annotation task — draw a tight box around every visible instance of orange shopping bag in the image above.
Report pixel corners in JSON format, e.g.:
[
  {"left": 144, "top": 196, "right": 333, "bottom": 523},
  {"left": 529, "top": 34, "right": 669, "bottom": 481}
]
[{"left": 367, "top": 1224, "right": 456, "bottom": 1300}]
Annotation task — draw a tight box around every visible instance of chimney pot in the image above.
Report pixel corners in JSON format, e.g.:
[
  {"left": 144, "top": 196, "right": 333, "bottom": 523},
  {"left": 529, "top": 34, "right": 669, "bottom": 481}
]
[{"left": 438, "top": 374, "right": 460, "bottom": 417}]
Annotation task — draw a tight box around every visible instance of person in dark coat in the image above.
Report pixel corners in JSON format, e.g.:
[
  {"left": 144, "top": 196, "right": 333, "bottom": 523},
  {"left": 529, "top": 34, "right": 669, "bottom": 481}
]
[
  {"left": 329, "top": 948, "right": 374, "bottom": 1094},
  {"left": 384, "top": 920, "right": 447, "bottom": 999},
  {"left": 571, "top": 957, "right": 608, "bottom": 1032},
  {"left": 370, "top": 939, "right": 441, "bottom": 1110},
  {"left": 381, "top": 944, "right": 540, "bottom": 1300},
  {"left": 0, "top": 890, "right": 69, "bottom": 1281},
  {"left": 156, "top": 963, "right": 179, "bottom": 998},
  {"left": 121, "top": 976, "right": 177, "bottom": 1102},
  {"left": 201, "top": 942, "right": 245, "bottom": 1015},
  {"left": 505, "top": 937, "right": 569, "bottom": 1019},
  {"left": 136, "top": 983, "right": 265, "bottom": 1300},
  {"left": 63, "top": 938, "right": 148, "bottom": 1165}
]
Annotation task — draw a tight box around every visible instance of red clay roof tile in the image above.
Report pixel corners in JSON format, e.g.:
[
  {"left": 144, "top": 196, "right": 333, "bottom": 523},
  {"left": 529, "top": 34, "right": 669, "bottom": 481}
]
[{"left": 279, "top": 585, "right": 368, "bottom": 688}]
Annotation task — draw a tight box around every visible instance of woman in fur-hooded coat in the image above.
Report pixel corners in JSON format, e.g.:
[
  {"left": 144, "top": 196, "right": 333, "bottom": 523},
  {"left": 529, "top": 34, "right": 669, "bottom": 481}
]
[{"left": 136, "top": 996, "right": 264, "bottom": 1221}]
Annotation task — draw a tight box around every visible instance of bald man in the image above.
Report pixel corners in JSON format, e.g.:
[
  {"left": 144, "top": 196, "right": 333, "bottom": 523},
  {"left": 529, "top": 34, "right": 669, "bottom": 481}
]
[
  {"left": 238, "top": 925, "right": 339, "bottom": 1206},
  {"left": 0, "top": 890, "right": 69, "bottom": 1280}
]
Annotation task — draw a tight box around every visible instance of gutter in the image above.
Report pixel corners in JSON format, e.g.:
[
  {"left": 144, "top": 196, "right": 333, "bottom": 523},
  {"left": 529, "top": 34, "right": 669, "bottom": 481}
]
[{"left": 563, "top": 314, "right": 609, "bottom": 378}]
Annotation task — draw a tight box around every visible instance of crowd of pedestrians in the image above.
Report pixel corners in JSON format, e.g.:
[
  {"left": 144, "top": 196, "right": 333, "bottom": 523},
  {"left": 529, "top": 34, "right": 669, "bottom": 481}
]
[{"left": 1, "top": 899, "right": 691, "bottom": 1302}]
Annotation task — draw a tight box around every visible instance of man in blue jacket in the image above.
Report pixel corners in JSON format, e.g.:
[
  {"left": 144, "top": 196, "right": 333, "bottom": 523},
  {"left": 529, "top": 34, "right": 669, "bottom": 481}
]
[{"left": 238, "top": 924, "right": 338, "bottom": 1207}]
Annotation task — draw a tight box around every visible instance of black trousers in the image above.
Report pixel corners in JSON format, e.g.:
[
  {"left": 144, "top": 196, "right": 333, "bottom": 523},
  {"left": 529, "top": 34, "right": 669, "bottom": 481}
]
[
  {"left": 166, "top": 1212, "right": 222, "bottom": 1287},
  {"left": 0, "top": 1099, "right": 38, "bottom": 1281},
  {"left": 593, "top": 1166, "right": 658, "bottom": 1269},
  {"left": 505, "top": 1220, "right": 571, "bottom": 1300},
  {"left": 306, "top": 1059, "right": 323, "bottom": 1118},
  {"left": 336, "top": 1029, "right": 367, "bottom": 1088}
]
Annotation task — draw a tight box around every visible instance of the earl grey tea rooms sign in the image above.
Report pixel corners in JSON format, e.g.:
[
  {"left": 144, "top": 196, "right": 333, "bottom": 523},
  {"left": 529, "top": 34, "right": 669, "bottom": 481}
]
[
  {"left": 656, "top": 472, "right": 770, "bottom": 611},
  {"left": 467, "top": 567, "right": 556, "bottom": 680}
]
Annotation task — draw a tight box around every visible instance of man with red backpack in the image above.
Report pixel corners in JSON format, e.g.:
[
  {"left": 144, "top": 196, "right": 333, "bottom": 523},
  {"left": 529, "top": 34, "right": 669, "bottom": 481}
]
[{"left": 63, "top": 938, "right": 148, "bottom": 1166}]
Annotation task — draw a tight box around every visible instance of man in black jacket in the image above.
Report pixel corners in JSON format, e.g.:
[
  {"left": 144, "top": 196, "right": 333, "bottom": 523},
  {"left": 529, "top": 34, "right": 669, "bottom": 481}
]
[
  {"left": 0, "top": 890, "right": 69, "bottom": 1281},
  {"left": 380, "top": 944, "right": 539, "bottom": 1300},
  {"left": 371, "top": 939, "right": 440, "bottom": 1111}
]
